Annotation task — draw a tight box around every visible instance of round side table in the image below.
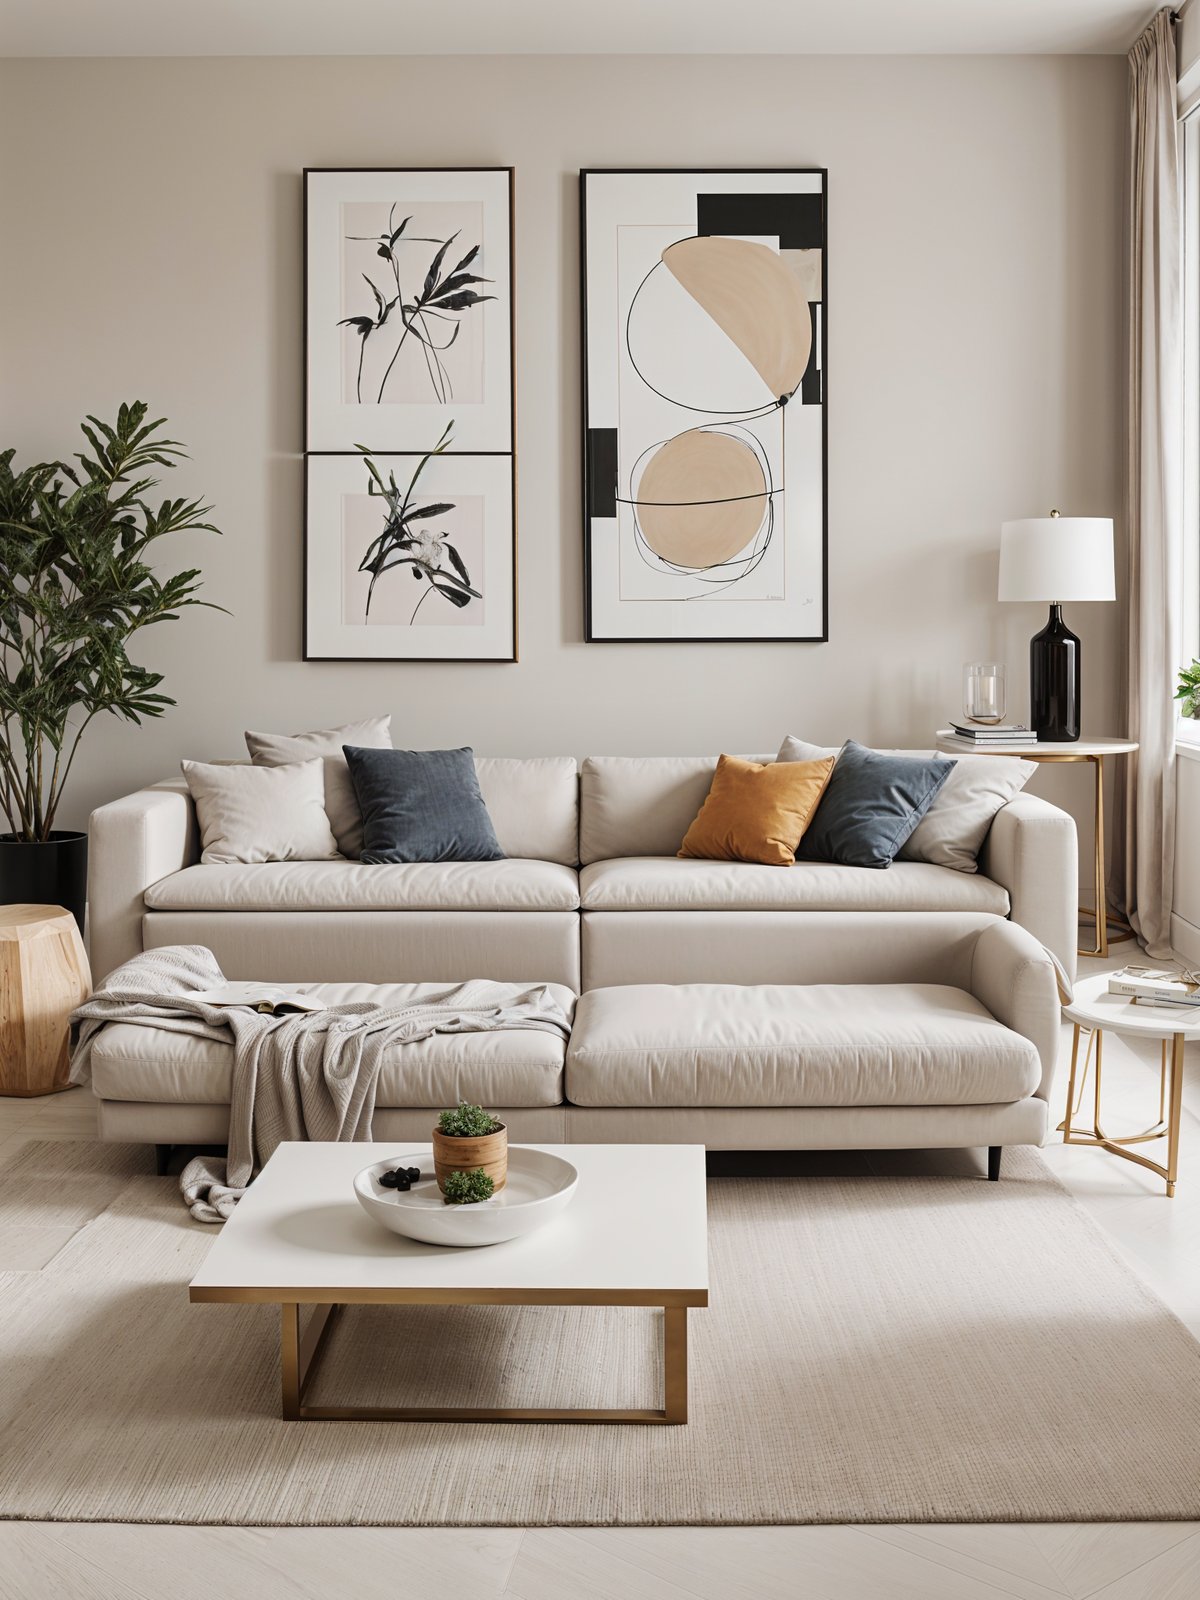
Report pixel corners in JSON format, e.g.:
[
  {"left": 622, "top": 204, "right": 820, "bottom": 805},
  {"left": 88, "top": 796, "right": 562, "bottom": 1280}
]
[
  {"left": 0, "top": 903, "right": 91, "bottom": 1097},
  {"left": 1061, "top": 973, "right": 1192, "bottom": 1197},
  {"left": 934, "top": 735, "right": 1138, "bottom": 958}
]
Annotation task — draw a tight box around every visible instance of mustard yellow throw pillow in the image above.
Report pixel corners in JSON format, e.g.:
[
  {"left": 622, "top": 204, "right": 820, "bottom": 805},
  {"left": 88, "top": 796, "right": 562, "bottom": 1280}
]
[{"left": 678, "top": 753, "right": 836, "bottom": 866}]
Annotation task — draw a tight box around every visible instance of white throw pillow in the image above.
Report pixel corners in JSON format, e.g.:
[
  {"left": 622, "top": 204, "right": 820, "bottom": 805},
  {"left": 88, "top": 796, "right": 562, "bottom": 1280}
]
[
  {"left": 181, "top": 758, "right": 341, "bottom": 865},
  {"left": 244, "top": 715, "right": 392, "bottom": 859},
  {"left": 775, "top": 735, "right": 1034, "bottom": 873}
]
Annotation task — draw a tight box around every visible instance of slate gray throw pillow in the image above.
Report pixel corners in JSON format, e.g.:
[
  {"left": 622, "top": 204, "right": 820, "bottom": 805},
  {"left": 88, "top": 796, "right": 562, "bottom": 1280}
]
[
  {"left": 797, "top": 740, "right": 952, "bottom": 869},
  {"left": 776, "top": 734, "right": 1034, "bottom": 872},
  {"left": 343, "top": 746, "right": 505, "bottom": 864}
]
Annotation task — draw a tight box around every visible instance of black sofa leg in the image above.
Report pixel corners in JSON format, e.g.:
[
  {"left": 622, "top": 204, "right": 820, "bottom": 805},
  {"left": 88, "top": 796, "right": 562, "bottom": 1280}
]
[
  {"left": 155, "top": 1144, "right": 173, "bottom": 1177},
  {"left": 987, "top": 1146, "right": 1002, "bottom": 1182}
]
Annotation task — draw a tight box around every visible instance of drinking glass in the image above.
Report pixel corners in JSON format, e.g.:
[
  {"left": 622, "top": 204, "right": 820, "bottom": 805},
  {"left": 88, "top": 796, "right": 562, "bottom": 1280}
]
[{"left": 963, "top": 662, "right": 1006, "bottom": 724}]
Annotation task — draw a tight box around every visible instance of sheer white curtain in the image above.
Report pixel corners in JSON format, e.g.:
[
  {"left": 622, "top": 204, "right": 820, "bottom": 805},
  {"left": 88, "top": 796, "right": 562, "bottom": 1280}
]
[{"left": 1121, "top": 8, "right": 1183, "bottom": 956}]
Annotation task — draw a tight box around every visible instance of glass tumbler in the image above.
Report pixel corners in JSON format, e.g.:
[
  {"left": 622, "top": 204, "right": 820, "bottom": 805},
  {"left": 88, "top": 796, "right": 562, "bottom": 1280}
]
[{"left": 963, "top": 662, "right": 1006, "bottom": 724}]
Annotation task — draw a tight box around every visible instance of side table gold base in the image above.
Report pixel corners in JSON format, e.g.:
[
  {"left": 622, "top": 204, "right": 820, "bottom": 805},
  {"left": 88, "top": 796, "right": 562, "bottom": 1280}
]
[{"left": 1060, "top": 1024, "right": 1184, "bottom": 1197}]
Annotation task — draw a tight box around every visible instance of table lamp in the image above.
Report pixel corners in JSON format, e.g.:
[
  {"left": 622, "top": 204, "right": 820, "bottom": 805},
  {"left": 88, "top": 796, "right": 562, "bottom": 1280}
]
[{"left": 997, "top": 511, "right": 1114, "bottom": 741}]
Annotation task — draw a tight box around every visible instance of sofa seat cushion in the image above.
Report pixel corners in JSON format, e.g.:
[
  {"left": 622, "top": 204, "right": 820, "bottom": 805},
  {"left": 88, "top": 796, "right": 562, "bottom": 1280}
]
[
  {"left": 91, "top": 981, "right": 575, "bottom": 1108},
  {"left": 578, "top": 857, "right": 1009, "bottom": 914},
  {"left": 143, "top": 859, "right": 580, "bottom": 914},
  {"left": 565, "top": 983, "right": 1040, "bottom": 1108}
]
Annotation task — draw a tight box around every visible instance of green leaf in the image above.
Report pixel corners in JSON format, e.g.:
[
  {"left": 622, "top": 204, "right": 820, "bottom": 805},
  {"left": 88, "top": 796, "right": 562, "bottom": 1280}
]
[{"left": 0, "top": 402, "right": 224, "bottom": 839}]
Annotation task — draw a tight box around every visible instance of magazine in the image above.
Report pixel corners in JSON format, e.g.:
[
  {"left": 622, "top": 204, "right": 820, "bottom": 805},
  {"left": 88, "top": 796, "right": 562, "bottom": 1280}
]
[{"left": 191, "top": 983, "right": 326, "bottom": 1016}]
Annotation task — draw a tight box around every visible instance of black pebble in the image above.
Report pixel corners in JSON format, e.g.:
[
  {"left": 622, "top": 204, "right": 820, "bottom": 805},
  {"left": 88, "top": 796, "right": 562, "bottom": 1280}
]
[
  {"left": 406, "top": 1167, "right": 421, "bottom": 1182},
  {"left": 394, "top": 1175, "right": 411, "bottom": 1192},
  {"left": 379, "top": 1170, "right": 398, "bottom": 1189}
]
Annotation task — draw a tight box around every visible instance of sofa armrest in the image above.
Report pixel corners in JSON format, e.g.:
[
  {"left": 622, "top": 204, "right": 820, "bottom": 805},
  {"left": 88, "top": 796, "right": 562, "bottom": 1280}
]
[
  {"left": 87, "top": 781, "right": 197, "bottom": 980},
  {"left": 978, "top": 793, "right": 1078, "bottom": 983},
  {"left": 968, "top": 919, "right": 1061, "bottom": 1101}
]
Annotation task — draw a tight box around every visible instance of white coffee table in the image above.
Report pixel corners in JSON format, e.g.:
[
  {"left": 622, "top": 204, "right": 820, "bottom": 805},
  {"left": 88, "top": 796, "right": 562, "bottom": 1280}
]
[
  {"left": 190, "top": 1141, "right": 709, "bottom": 1423},
  {"left": 1061, "top": 974, "right": 1193, "bottom": 1197}
]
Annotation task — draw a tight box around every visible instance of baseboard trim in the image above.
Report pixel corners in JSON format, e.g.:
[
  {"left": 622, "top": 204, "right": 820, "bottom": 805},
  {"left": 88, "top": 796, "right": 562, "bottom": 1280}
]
[{"left": 1170, "top": 910, "right": 1200, "bottom": 968}]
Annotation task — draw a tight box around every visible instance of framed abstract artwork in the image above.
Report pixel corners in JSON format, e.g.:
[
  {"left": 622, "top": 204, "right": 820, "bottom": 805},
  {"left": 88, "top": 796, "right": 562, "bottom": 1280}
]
[
  {"left": 580, "top": 169, "right": 827, "bottom": 643},
  {"left": 303, "top": 167, "right": 517, "bottom": 661},
  {"left": 305, "top": 447, "right": 515, "bottom": 661}
]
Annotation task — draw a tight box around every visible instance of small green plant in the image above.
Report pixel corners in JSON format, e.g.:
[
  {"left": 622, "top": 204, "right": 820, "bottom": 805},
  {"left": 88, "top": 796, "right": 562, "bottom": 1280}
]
[
  {"left": 442, "top": 1169, "right": 495, "bottom": 1206},
  {"left": 1176, "top": 660, "right": 1200, "bottom": 718},
  {"left": 437, "top": 1101, "right": 502, "bottom": 1138}
]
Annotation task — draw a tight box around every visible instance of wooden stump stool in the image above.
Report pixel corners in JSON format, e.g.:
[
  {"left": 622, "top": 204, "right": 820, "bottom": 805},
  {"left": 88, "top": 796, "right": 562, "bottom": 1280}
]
[{"left": 0, "top": 904, "right": 91, "bottom": 1097}]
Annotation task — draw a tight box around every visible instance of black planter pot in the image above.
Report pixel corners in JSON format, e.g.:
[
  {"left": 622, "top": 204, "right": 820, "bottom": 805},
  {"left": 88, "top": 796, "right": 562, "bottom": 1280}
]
[{"left": 0, "top": 831, "right": 88, "bottom": 936}]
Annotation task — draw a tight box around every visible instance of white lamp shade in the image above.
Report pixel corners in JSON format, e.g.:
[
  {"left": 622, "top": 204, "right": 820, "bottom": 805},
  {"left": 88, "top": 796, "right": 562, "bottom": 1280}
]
[{"left": 997, "top": 517, "right": 1115, "bottom": 603}]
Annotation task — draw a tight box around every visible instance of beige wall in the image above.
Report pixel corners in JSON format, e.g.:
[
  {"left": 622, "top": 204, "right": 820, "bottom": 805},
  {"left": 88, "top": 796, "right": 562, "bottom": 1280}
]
[{"left": 0, "top": 53, "right": 1124, "bottom": 852}]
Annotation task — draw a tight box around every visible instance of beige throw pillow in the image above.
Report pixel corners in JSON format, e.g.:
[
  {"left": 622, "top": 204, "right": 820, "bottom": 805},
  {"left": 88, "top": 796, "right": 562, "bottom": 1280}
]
[
  {"left": 775, "top": 734, "right": 1035, "bottom": 873},
  {"left": 244, "top": 715, "right": 392, "bottom": 858},
  {"left": 181, "top": 758, "right": 340, "bottom": 865}
]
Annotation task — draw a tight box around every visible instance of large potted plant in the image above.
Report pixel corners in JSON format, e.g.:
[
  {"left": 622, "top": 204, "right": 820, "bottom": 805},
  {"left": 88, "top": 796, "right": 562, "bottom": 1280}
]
[{"left": 0, "top": 402, "right": 222, "bottom": 931}]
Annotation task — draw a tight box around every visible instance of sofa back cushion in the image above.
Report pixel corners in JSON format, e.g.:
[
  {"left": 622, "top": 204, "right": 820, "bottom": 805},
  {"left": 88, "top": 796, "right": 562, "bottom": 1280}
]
[
  {"left": 580, "top": 756, "right": 769, "bottom": 863},
  {"left": 475, "top": 757, "right": 579, "bottom": 865}
]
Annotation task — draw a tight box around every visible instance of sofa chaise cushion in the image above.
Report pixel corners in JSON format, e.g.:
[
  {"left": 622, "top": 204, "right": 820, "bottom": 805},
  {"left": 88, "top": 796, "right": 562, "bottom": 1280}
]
[
  {"left": 144, "top": 859, "right": 580, "bottom": 914},
  {"left": 90, "top": 981, "right": 576, "bottom": 1109},
  {"left": 565, "top": 982, "right": 1041, "bottom": 1108},
  {"left": 578, "top": 857, "right": 1009, "bottom": 914}
]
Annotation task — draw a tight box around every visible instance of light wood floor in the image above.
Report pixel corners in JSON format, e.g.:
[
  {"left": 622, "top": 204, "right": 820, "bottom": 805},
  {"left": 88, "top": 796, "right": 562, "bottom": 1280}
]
[{"left": 1, "top": 945, "right": 1198, "bottom": 1598}]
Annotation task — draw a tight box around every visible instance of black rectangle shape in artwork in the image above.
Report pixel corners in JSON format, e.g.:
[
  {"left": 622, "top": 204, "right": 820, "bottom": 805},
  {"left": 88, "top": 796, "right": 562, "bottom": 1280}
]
[
  {"left": 801, "top": 303, "right": 822, "bottom": 405},
  {"left": 696, "top": 192, "right": 823, "bottom": 251},
  {"left": 587, "top": 428, "right": 619, "bottom": 518}
]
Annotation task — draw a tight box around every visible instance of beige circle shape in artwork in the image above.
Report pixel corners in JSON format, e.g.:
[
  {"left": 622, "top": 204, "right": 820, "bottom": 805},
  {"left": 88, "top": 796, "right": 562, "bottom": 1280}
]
[
  {"left": 662, "top": 235, "right": 813, "bottom": 401},
  {"left": 636, "top": 430, "right": 768, "bottom": 570}
]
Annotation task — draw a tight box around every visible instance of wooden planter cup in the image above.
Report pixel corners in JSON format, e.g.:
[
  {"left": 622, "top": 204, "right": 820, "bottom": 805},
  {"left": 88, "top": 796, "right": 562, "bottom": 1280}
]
[{"left": 431, "top": 1122, "right": 508, "bottom": 1194}]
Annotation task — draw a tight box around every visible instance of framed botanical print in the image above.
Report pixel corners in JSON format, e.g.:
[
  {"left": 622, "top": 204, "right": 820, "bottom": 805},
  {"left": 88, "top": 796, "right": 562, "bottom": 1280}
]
[
  {"left": 581, "top": 168, "right": 827, "bottom": 643},
  {"left": 305, "top": 167, "right": 514, "bottom": 453},
  {"left": 304, "top": 167, "right": 516, "bottom": 661},
  {"left": 305, "top": 447, "right": 515, "bottom": 661}
]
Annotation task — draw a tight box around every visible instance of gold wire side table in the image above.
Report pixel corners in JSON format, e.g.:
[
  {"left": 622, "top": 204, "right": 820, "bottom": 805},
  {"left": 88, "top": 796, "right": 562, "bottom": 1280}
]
[
  {"left": 935, "top": 735, "right": 1138, "bottom": 958},
  {"left": 1060, "top": 974, "right": 1191, "bottom": 1197}
]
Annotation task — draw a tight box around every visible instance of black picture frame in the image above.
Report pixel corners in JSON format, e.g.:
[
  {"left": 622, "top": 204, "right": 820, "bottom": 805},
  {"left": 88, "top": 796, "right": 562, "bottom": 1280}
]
[
  {"left": 580, "top": 167, "right": 828, "bottom": 645},
  {"left": 303, "top": 166, "right": 518, "bottom": 662}
]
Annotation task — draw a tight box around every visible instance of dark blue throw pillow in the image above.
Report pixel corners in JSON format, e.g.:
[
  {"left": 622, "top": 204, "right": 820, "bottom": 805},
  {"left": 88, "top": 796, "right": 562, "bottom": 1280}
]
[
  {"left": 797, "top": 740, "right": 952, "bottom": 869},
  {"left": 342, "top": 746, "right": 505, "bottom": 864}
]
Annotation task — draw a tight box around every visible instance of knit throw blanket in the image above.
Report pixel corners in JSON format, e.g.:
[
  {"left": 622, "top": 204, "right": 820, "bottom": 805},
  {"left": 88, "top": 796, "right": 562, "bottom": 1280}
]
[{"left": 69, "top": 945, "right": 573, "bottom": 1223}]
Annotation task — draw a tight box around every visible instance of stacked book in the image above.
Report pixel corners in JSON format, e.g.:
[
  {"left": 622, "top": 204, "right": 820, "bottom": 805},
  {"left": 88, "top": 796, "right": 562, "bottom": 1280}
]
[
  {"left": 941, "top": 722, "right": 1032, "bottom": 750},
  {"left": 1107, "top": 966, "right": 1200, "bottom": 1009}
]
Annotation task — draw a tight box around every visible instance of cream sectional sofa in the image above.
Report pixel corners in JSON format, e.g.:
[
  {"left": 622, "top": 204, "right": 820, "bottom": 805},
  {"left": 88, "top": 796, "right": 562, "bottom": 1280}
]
[
  {"left": 85, "top": 751, "right": 1074, "bottom": 1164},
  {"left": 88, "top": 752, "right": 1078, "bottom": 989}
]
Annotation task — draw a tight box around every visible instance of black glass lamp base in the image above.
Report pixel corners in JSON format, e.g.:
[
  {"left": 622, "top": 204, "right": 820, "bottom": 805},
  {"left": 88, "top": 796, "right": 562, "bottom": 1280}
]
[{"left": 1029, "top": 603, "right": 1080, "bottom": 742}]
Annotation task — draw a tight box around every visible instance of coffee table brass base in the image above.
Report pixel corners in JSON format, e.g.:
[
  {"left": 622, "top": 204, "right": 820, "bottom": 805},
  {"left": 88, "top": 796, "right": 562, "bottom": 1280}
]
[
  {"left": 1060, "top": 1024, "right": 1184, "bottom": 1197},
  {"left": 280, "top": 1301, "right": 690, "bottom": 1423}
]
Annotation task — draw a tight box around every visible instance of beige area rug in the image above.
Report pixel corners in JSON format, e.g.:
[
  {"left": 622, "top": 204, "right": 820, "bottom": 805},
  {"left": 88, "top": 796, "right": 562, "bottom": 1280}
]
[{"left": 1, "top": 1139, "right": 1198, "bottom": 1527}]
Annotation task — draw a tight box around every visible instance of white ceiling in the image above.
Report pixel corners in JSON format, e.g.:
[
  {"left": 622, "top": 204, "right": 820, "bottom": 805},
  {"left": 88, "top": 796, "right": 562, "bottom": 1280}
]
[{"left": 0, "top": 0, "right": 1166, "bottom": 57}]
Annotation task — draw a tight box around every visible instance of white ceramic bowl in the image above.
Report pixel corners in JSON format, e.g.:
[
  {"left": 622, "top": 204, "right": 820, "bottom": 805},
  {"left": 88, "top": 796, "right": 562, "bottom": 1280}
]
[{"left": 354, "top": 1146, "right": 579, "bottom": 1248}]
